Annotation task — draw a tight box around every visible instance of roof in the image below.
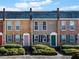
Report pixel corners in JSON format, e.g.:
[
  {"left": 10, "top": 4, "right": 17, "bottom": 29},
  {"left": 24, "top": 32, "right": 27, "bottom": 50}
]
[{"left": 0, "top": 11, "right": 79, "bottom": 19}]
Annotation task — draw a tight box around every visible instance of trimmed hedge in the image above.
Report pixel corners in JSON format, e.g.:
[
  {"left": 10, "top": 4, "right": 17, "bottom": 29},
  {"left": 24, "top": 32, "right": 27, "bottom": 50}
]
[
  {"left": 32, "top": 44, "right": 57, "bottom": 55},
  {"left": 0, "top": 47, "right": 8, "bottom": 56},
  {"left": 3, "top": 44, "right": 22, "bottom": 48},
  {"left": 61, "top": 49, "right": 79, "bottom": 55},
  {"left": 0, "top": 44, "right": 25, "bottom": 56},
  {"left": 61, "top": 45, "right": 79, "bottom": 49}
]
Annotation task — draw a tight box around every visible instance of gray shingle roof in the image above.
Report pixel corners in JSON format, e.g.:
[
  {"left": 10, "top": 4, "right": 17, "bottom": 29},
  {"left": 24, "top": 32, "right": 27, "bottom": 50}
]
[{"left": 0, "top": 11, "right": 79, "bottom": 18}]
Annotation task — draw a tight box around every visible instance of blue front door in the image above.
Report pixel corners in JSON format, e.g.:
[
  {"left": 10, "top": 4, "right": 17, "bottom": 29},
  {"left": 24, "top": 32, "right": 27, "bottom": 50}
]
[{"left": 51, "top": 35, "right": 56, "bottom": 47}]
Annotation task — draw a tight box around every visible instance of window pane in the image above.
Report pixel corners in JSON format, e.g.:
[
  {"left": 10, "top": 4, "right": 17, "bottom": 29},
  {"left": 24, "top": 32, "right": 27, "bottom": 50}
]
[
  {"left": 61, "top": 35, "right": 66, "bottom": 44},
  {"left": 35, "top": 26, "right": 38, "bottom": 30},
  {"left": 16, "top": 26, "right": 20, "bottom": 30},
  {"left": 16, "top": 21, "right": 20, "bottom": 30},
  {"left": 7, "top": 35, "right": 12, "bottom": 43},
  {"left": 42, "top": 35, "right": 47, "bottom": 42},
  {"left": 34, "top": 35, "right": 39, "bottom": 42},
  {"left": 15, "top": 35, "right": 20, "bottom": 42},
  {"left": 70, "top": 35, "right": 75, "bottom": 43},
  {"left": 34, "top": 22, "right": 38, "bottom": 30},
  {"left": 35, "top": 22, "right": 38, "bottom": 25},
  {"left": 61, "top": 21, "right": 66, "bottom": 31},
  {"left": 7, "top": 21, "right": 12, "bottom": 30},
  {"left": 8, "top": 26, "right": 12, "bottom": 30},
  {"left": 43, "top": 22, "right": 46, "bottom": 30},
  {"left": 43, "top": 26, "right": 46, "bottom": 30},
  {"left": 70, "top": 21, "right": 75, "bottom": 31}
]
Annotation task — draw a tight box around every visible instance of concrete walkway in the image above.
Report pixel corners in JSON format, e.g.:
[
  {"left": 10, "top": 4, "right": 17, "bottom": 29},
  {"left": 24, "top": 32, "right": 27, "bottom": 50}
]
[{"left": 0, "top": 55, "right": 72, "bottom": 59}]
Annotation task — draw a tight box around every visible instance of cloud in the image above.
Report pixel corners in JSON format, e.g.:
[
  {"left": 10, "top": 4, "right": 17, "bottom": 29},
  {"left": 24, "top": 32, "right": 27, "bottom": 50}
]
[
  {"left": 0, "top": 6, "right": 21, "bottom": 11},
  {"left": 60, "top": 5, "right": 79, "bottom": 11},
  {"left": 15, "top": 0, "right": 53, "bottom": 10}
]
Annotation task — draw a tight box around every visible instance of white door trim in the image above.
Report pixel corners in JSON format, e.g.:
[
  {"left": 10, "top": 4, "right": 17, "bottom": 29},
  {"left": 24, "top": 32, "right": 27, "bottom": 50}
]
[
  {"left": 23, "top": 33, "right": 30, "bottom": 46},
  {"left": 50, "top": 32, "right": 57, "bottom": 47},
  {"left": 0, "top": 32, "right": 3, "bottom": 45}
]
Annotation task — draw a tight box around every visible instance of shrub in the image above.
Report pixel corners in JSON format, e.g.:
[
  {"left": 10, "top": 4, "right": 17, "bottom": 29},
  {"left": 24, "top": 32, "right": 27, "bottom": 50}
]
[
  {"left": 0, "top": 45, "right": 26, "bottom": 56},
  {"left": 18, "top": 48, "right": 25, "bottom": 55},
  {"left": 7, "top": 48, "right": 18, "bottom": 55},
  {"left": 3, "top": 44, "right": 22, "bottom": 48},
  {"left": 32, "top": 44, "right": 57, "bottom": 55},
  {"left": 61, "top": 49, "right": 79, "bottom": 55},
  {"left": 0, "top": 47, "right": 8, "bottom": 56},
  {"left": 61, "top": 45, "right": 79, "bottom": 49},
  {"left": 71, "top": 53, "right": 79, "bottom": 59}
]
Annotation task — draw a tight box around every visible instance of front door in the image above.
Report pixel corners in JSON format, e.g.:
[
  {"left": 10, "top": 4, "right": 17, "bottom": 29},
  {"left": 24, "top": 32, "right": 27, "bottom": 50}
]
[
  {"left": 51, "top": 35, "right": 56, "bottom": 47},
  {"left": 0, "top": 35, "right": 2, "bottom": 45},
  {"left": 23, "top": 35, "right": 29, "bottom": 46}
]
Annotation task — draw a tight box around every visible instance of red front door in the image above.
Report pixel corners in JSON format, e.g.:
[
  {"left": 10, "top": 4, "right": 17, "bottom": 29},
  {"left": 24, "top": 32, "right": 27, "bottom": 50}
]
[{"left": 0, "top": 35, "right": 2, "bottom": 45}]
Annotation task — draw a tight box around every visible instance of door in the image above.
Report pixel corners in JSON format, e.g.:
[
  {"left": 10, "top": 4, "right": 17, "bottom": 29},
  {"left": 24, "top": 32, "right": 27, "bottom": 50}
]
[
  {"left": 51, "top": 35, "right": 56, "bottom": 47},
  {"left": 0, "top": 35, "right": 2, "bottom": 45},
  {"left": 23, "top": 35, "right": 29, "bottom": 46}
]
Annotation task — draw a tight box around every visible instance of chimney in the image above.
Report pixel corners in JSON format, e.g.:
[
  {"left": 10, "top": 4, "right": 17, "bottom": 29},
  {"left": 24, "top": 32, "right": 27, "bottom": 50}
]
[
  {"left": 30, "top": 8, "right": 32, "bottom": 20},
  {"left": 57, "top": 8, "right": 59, "bottom": 19},
  {"left": 3, "top": 8, "right": 5, "bottom": 21}
]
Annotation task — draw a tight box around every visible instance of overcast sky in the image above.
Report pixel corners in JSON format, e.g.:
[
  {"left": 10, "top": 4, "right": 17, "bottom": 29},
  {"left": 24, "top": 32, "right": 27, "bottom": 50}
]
[{"left": 0, "top": 0, "right": 79, "bottom": 11}]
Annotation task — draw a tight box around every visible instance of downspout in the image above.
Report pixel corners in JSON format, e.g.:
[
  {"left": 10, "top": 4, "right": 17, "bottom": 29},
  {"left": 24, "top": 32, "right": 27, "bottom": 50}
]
[
  {"left": 3, "top": 8, "right": 5, "bottom": 45},
  {"left": 29, "top": 8, "right": 32, "bottom": 46},
  {"left": 57, "top": 8, "right": 60, "bottom": 46}
]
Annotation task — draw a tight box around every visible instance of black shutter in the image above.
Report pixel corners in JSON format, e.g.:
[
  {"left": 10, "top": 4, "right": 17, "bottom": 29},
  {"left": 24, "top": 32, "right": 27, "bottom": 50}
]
[
  {"left": 75, "top": 34, "right": 77, "bottom": 43},
  {"left": 60, "top": 35, "right": 62, "bottom": 44},
  {"left": 47, "top": 35, "right": 49, "bottom": 42},
  {"left": 33, "top": 35, "right": 34, "bottom": 43},
  {"left": 39, "top": 35, "right": 40, "bottom": 42},
  {"left": 40, "top": 35, "right": 42, "bottom": 42},
  {"left": 6, "top": 35, "right": 7, "bottom": 43},
  {"left": 12, "top": 35, "right": 13, "bottom": 42},
  {"left": 66, "top": 35, "right": 70, "bottom": 43}
]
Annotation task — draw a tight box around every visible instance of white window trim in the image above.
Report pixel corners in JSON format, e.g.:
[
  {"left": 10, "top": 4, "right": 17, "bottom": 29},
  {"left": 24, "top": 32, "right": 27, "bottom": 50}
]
[
  {"left": 61, "top": 35, "right": 66, "bottom": 41},
  {"left": 7, "top": 35, "right": 12, "bottom": 43},
  {"left": 7, "top": 21, "right": 12, "bottom": 31},
  {"left": 42, "top": 21, "right": 47, "bottom": 31},
  {"left": 16, "top": 26, "right": 20, "bottom": 31},
  {"left": 34, "top": 35, "right": 39, "bottom": 42},
  {"left": 15, "top": 21, "right": 20, "bottom": 31},
  {"left": 61, "top": 21, "right": 66, "bottom": 31},
  {"left": 70, "top": 21, "right": 75, "bottom": 31},
  {"left": 34, "top": 21, "right": 39, "bottom": 31},
  {"left": 70, "top": 26, "right": 75, "bottom": 31},
  {"left": 7, "top": 26, "right": 12, "bottom": 31},
  {"left": 15, "top": 35, "right": 20, "bottom": 42},
  {"left": 70, "top": 35, "right": 75, "bottom": 43}
]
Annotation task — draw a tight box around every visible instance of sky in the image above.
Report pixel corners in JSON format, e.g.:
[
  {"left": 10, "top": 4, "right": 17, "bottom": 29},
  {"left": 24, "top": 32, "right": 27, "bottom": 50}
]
[{"left": 0, "top": 0, "right": 79, "bottom": 11}]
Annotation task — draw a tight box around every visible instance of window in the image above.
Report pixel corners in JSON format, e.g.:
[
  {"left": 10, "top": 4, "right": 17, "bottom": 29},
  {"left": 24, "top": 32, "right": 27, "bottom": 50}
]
[
  {"left": 34, "top": 22, "right": 38, "bottom": 30},
  {"left": 15, "top": 35, "right": 20, "bottom": 42},
  {"left": 70, "top": 35, "right": 75, "bottom": 43},
  {"left": 7, "top": 35, "right": 12, "bottom": 43},
  {"left": 70, "top": 21, "right": 75, "bottom": 31},
  {"left": 61, "top": 21, "right": 66, "bottom": 31},
  {"left": 61, "top": 35, "right": 66, "bottom": 43},
  {"left": 16, "top": 21, "right": 20, "bottom": 31},
  {"left": 7, "top": 21, "right": 12, "bottom": 30},
  {"left": 42, "top": 35, "right": 47, "bottom": 42},
  {"left": 43, "top": 21, "right": 47, "bottom": 30},
  {"left": 34, "top": 35, "right": 39, "bottom": 42}
]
